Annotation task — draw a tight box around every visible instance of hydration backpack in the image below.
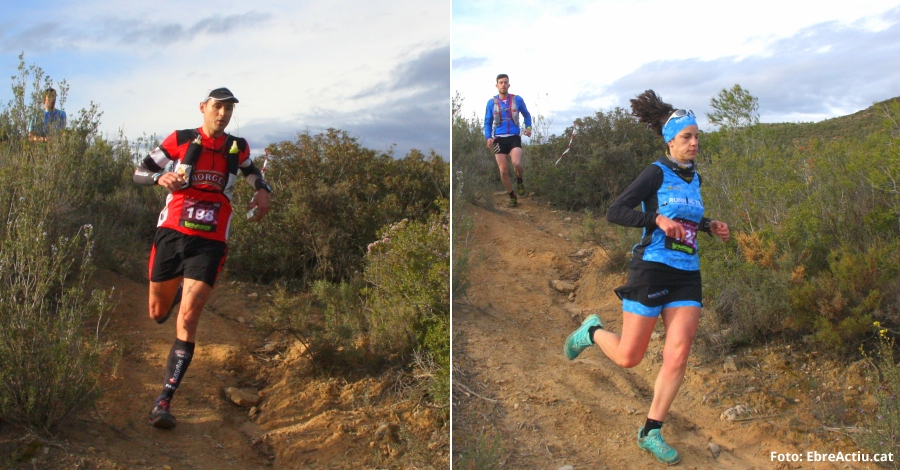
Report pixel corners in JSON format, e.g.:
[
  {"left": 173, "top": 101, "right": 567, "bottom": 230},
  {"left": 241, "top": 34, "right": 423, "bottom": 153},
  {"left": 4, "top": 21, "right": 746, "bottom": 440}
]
[{"left": 492, "top": 94, "right": 519, "bottom": 128}]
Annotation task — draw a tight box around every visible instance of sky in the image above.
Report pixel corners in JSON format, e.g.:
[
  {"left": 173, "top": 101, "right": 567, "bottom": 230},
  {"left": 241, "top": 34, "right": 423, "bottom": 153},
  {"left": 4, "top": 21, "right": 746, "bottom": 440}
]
[
  {"left": 453, "top": 0, "right": 900, "bottom": 139},
  {"left": 0, "top": 0, "right": 450, "bottom": 158}
]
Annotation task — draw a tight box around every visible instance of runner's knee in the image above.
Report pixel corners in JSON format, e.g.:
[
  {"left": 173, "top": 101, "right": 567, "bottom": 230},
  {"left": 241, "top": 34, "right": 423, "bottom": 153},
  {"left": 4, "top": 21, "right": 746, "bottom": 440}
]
[
  {"left": 661, "top": 345, "right": 691, "bottom": 369},
  {"left": 616, "top": 353, "right": 643, "bottom": 368}
]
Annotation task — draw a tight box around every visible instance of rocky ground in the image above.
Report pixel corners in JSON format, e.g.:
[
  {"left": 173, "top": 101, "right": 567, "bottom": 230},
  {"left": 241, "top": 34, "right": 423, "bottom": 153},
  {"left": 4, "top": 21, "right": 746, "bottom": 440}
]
[
  {"left": 452, "top": 194, "right": 881, "bottom": 469},
  {"left": 0, "top": 270, "right": 448, "bottom": 469}
]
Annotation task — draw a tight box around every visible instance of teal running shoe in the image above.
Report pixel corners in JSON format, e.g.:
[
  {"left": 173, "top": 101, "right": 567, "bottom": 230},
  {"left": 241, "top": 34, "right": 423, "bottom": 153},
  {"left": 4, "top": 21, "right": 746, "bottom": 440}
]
[
  {"left": 637, "top": 428, "right": 680, "bottom": 465},
  {"left": 563, "top": 314, "right": 602, "bottom": 360}
]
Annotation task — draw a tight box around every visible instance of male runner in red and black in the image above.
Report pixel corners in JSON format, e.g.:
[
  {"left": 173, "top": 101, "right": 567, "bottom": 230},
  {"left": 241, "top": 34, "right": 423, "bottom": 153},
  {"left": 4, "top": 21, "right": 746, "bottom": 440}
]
[{"left": 133, "top": 87, "right": 271, "bottom": 429}]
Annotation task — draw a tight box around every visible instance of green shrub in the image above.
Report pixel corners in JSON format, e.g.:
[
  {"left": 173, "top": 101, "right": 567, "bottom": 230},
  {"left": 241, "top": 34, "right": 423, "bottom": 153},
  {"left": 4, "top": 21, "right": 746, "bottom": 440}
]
[
  {"left": 365, "top": 199, "right": 449, "bottom": 406},
  {"left": 454, "top": 431, "right": 506, "bottom": 470},
  {"left": 228, "top": 129, "right": 448, "bottom": 284},
  {"left": 255, "top": 279, "right": 369, "bottom": 370},
  {"left": 452, "top": 93, "right": 496, "bottom": 209},
  {"left": 0, "top": 158, "right": 109, "bottom": 433},
  {"left": 571, "top": 210, "right": 638, "bottom": 272},
  {"left": 451, "top": 173, "right": 475, "bottom": 300},
  {"left": 255, "top": 200, "right": 450, "bottom": 406},
  {"left": 696, "top": 100, "right": 900, "bottom": 354},
  {"left": 857, "top": 336, "right": 900, "bottom": 468},
  {"left": 527, "top": 107, "right": 660, "bottom": 211},
  {"left": 0, "top": 57, "right": 132, "bottom": 433}
]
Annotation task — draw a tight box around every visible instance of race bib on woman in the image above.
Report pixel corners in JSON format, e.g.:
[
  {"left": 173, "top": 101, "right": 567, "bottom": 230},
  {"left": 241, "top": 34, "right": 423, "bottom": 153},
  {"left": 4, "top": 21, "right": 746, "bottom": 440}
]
[
  {"left": 179, "top": 197, "right": 221, "bottom": 232},
  {"left": 664, "top": 218, "right": 698, "bottom": 255}
]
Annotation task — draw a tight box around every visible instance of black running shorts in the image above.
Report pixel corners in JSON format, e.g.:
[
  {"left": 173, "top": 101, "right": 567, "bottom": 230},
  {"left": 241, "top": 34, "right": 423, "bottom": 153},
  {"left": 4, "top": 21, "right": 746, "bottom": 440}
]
[
  {"left": 148, "top": 228, "right": 227, "bottom": 287},
  {"left": 613, "top": 260, "right": 702, "bottom": 317},
  {"left": 493, "top": 135, "right": 522, "bottom": 155}
]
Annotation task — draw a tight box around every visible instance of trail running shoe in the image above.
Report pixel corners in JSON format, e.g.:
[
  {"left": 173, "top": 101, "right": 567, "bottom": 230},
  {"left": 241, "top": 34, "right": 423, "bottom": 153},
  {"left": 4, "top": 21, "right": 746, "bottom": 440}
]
[
  {"left": 509, "top": 197, "right": 518, "bottom": 208},
  {"left": 517, "top": 181, "right": 525, "bottom": 196},
  {"left": 156, "top": 283, "right": 183, "bottom": 325},
  {"left": 637, "top": 428, "right": 680, "bottom": 465},
  {"left": 149, "top": 399, "right": 177, "bottom": 429},
  {"left": 563, "top": 314, "right": 602, "bottom": 360}
]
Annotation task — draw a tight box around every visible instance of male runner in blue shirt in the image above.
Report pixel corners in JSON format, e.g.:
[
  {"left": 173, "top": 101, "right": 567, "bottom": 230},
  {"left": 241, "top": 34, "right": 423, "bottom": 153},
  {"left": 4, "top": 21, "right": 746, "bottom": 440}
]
[{"left": 484, "top": 74, "right": 532, "bottom": 207}]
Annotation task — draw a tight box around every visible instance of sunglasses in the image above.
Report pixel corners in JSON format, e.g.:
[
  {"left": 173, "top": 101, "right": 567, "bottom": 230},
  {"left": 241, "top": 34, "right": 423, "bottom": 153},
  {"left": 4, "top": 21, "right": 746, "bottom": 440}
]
[{"left": 664, "top": 109, "right": 695, "bottom": 127}]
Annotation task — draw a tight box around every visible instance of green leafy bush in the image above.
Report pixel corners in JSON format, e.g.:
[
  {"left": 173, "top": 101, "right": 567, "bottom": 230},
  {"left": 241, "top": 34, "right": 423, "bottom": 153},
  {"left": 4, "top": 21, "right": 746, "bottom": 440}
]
[
  {"left": 0, "top": 201, "right": 108, "bottom": 433},
  {"left": 527, "top": 107, "right": 660, "bottom": 211},
  {"left": 698, "top": 99, "right": 900, "bottom": 353},
  {"left": 857, "top": 336, "right": 900, "bottom": 468},
  {"left": 452, "top": 93, "right": 497, "bottom": 209},
  {"left": 255, "top": 200, "right": 450, "bottom": 408},
  {"left": 0, "top": 57, "right": 151, "bottom": 433},
  {"left": 228, "top": 129, "right": 448, "bottom": 284}
]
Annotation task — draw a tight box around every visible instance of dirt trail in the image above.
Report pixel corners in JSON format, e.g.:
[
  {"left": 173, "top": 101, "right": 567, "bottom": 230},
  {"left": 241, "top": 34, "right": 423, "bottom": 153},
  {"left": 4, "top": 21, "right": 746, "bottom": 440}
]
[
  {"left": 1, "top": 269, "right": 447, "bottom": 469},
  {"left": 453, "top": 195, "right": 877, "bottom": 469}
]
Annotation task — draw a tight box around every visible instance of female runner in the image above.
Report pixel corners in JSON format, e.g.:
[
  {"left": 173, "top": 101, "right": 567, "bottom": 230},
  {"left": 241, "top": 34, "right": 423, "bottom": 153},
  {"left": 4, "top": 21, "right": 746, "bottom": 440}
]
[{"left": 563, "top": 90, "right": 730, "bottom": 465}]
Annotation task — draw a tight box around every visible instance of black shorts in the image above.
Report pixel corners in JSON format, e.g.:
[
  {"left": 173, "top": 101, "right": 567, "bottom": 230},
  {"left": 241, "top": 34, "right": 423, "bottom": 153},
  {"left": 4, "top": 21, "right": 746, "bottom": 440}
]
[
  {"left": 492, "top": 135, "right": 522, "bottom": 155},
  {"left": 613, "top": 260, "right": 702, "bottom": 317},
  {"left": 148, "top": 228, "right": 227, "bottom": 287}
]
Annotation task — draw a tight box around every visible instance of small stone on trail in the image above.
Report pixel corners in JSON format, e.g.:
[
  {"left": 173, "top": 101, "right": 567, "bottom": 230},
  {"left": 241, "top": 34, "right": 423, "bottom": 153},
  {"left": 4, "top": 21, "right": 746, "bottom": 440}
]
[
  {"left": 249, "top": 406, "right": 259, "bottom": 417},
  {"left": 225, "top": 387, "right": 261, "bottom": 407},
  {"left": 374, "top": 423, "right": 400, "bottom": 443},
  {"left": 723, "top": 357, "right": 738, "bottom": 373},
  {"left": 248, "top": 292, "right": 259, "bottom": 300},
  {"left": 708, "top": 442, "right": 721, "bottom": 459},
  {"left": 626, "top": 405, "right": 638, "bottom": 415},
  {"left": 568, "top": 293, "right": 575, "bottom": 302},
  {"left": 720, "top": 404, "right": 750, "bottom": 421},
  {"left": 552, "top": 280, "right": 576, "bottom": 293},
  {"left": 558, "top": 466, "right": 575, "bottom": 470},
  {"left": 564, "top": 217, "right": 572, "bottom": 222}
]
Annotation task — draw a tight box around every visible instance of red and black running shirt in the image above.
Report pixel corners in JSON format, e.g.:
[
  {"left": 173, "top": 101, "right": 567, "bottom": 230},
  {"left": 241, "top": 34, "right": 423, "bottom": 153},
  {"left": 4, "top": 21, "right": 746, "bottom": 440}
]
[{"left": 147, "top": 128, "right": 251, "bottom": 242}]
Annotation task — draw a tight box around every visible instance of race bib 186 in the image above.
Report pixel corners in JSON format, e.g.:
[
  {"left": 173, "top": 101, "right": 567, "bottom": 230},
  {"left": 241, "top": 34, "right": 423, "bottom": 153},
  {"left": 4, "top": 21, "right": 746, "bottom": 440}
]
[
  {"left": 664, "top": 217, "right": 698, "bottom": 255},
  {"left": 179, "top": 197, "right": 220, "bottom": 232}
]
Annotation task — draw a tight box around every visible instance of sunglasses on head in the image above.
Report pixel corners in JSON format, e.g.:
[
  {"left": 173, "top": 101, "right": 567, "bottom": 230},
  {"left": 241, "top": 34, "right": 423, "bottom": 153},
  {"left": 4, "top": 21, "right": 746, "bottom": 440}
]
[{"left": 664, "top": 109, "right": 695, "bottom": 127}]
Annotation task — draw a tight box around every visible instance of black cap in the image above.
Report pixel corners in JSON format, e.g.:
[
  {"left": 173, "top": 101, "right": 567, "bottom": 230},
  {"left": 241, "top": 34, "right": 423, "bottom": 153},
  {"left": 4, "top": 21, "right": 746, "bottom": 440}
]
[{"left": 204, "top": 87, "right": 239, "bottom": 103}]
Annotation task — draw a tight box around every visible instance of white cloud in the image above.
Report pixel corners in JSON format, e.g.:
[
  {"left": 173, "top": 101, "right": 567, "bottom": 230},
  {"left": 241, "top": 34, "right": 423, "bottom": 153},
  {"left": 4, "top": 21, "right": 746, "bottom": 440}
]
[
  {"left": 453, "top": 0, "right": 900, "bottom": 137},
  {"left": 0, "top": 0, "right": 449, "bottom": 157}
]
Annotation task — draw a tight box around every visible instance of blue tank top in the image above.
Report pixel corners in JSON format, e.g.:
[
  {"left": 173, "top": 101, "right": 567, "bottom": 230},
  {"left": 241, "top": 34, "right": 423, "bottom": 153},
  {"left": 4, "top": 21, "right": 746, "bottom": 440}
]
[{"left": 638, "top": 161, "right": 705, "bottom": 271}]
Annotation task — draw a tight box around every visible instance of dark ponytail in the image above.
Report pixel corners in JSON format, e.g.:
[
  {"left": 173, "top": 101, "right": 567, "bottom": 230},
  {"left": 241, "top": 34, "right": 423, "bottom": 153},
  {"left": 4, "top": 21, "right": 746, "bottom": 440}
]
[{"left": 630, "top": 90, "right": 674, "bottom": 138}]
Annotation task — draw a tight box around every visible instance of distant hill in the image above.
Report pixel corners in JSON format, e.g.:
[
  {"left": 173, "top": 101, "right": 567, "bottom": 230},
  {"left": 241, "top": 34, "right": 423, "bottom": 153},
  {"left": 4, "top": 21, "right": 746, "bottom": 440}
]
[{"left": 752, "top": 96, "right": 900, "bottom": 144}]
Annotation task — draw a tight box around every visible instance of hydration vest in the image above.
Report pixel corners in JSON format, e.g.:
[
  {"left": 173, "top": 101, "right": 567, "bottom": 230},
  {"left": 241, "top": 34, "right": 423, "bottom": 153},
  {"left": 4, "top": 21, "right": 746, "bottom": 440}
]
[
  {"left": 492, "top": 94, "right": 519, "bottom": 128},
  {"left": 172, "top": 129, "right": 245, "bottom": 201}
]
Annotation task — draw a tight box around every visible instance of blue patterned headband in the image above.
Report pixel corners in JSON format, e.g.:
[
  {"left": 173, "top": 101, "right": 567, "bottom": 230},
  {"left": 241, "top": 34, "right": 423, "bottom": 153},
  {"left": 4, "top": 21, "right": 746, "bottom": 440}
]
[{"left": 662, "top": 109, "right": 697, "bottom": 143}]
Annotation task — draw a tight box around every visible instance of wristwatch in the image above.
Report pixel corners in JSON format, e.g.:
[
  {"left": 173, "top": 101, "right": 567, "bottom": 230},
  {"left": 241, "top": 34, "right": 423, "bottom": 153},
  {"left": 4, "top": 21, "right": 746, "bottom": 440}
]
[
  {"left": 152, "top": 172, "right": 163, "bottom": 184},
  {"left": 256, "top": 180, "right": 272, "bottom": 193}
]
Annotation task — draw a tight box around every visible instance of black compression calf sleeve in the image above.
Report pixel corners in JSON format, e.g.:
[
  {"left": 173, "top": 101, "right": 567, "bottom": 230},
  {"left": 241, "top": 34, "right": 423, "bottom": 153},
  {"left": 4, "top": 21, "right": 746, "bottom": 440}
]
[{"left": 157, "top": 339, "right": 195, "bottom": 403}]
